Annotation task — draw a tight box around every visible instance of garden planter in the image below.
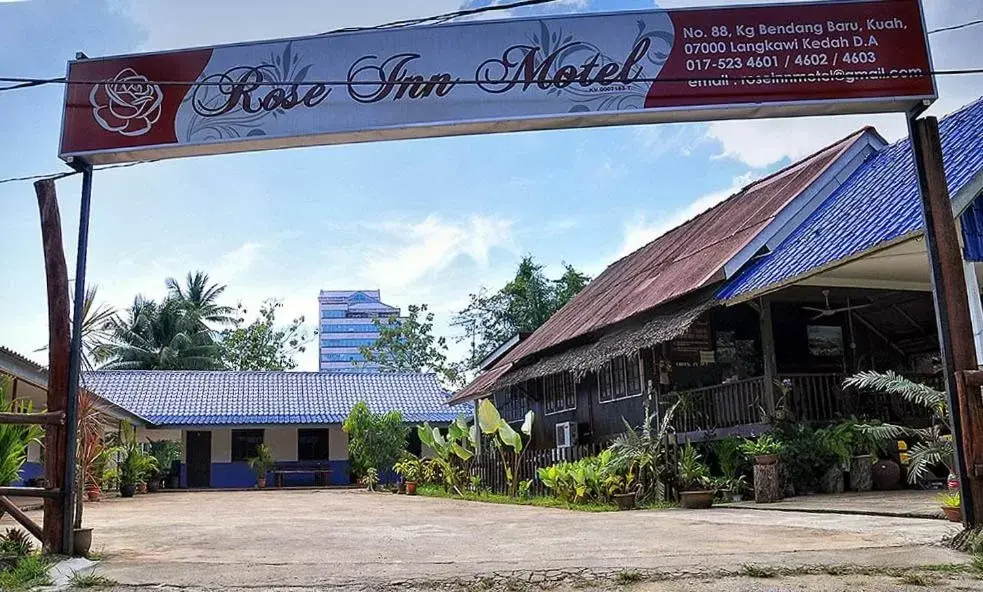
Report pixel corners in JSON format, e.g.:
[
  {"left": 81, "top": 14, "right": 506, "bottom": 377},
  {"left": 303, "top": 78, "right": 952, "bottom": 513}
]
[
  {"left": 755, "top": 454, "right": 779, "bottom": 466},
  {"left": 613, "top": 492, "right": 636, "bottom": 511},
  {"left": 397, "top": 482, "right": 407, "bottom": 494},
  {"left": 872, "top": 459, "right": 901, "bottom": 491},
  {"left": 753, "top": 463, "right": 783, "bottom": 503},
  {"left": 257, "top": 476, "right": 267, "bottom": 489},
  {"left": 680, "top": 490, "right": 714, "bottom": 509},
  {"left": 405, "top": 481, "right": 418, "bottom": 495},
  {"left": 73, "top": 528, "right": 93, "bottom": 557},
  {"left": 85, "top": 485, "right": 102, "bottom": 502},
  {"left": 942, "top": 506, "right": 962, "bottom": 523},
  {"left": 136, "top": 482, "right": 147, "bottom": 494},
  {"left": 820, "top": 466, "right": 845, "bottom": 494},
  {"left": 147, "top": 479, "right": 161, "bottom": 493},
  {"left": 849, "top": 455, "right": 873, "bottom": 492},
  {"left": 120, "top": 484, "right": 136, "bottom": 498}
]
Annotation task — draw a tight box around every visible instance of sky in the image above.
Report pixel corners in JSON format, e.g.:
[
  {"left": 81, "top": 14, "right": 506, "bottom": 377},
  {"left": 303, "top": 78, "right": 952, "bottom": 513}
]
[{"left": 0, "top": 0, "right": 980, "bottom": 372}]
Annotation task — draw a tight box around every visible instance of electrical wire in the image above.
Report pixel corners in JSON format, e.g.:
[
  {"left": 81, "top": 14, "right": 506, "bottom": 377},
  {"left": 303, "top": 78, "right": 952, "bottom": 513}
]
[
  {"left": 320, "top": 0, "right": 564, "bottom": 35},
  {"left": 0, "top": 161, "right": 154, "bottom": 187},
  {"left": 928, "top": 18, "right": 983, "bottom": 35}
]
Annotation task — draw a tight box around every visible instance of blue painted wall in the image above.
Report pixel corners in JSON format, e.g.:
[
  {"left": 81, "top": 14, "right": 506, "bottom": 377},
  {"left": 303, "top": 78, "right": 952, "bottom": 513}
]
[
  {"left": 11, "top": 462, "right": 43, "bottom": 487},
  {"left": 179, "top": 460, "right": 350, "bottom": 488}
]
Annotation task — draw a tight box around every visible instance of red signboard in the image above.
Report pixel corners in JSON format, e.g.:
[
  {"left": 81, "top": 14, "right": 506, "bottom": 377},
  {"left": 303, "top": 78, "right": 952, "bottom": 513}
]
[{"left": 60, "top": 0, "right": 934, "bottom": 164}]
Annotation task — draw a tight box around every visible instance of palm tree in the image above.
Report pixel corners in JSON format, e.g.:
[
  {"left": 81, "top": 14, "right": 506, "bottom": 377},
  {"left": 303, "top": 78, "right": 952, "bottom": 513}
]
[
  {"left": 844, "top": 371, "right": 953, "bottom": 484},
  {"left": 166, "top": 271, "right": 236, "bottom": 329},
  {"left": 35, "top": 285, "right": 117, "bottom": 371},
  {"left": 99, "top": 297, "right": 223, "bottom": 370}
]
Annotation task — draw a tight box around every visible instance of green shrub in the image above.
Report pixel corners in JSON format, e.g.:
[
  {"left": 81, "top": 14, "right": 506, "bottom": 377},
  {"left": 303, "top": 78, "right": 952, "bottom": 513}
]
[
  {"left": 538, "top": 450, "right": 619, "bottom": 503},
  {"left": 343, "top": 402, "right": 408, "bottom": 479},
  {"left": 0, "top": 555, "right": 50, "bottom": 591},
  {"left": 739, "top": 434, "right": 783, "bottom": 457},
  {"left": 0, "top": 529, "right": 33, "bottom": 558}
]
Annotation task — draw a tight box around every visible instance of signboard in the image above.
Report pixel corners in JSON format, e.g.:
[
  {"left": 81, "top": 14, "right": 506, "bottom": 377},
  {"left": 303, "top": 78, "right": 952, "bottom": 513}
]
[{"left": 60, "top": 0, "right": 934, "bottom": 164}]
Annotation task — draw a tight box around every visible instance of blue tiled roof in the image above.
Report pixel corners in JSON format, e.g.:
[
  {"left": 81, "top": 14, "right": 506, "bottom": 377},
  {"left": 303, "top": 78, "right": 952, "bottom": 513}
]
[
  {"left": 719, "top": 98, "right": 983, "bottom": 300},
  {"left": 82, "top": 370, "right": 467, "bottom": 427}
]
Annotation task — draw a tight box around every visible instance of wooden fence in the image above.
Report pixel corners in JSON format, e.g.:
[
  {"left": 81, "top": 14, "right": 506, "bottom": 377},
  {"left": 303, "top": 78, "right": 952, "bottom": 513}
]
[{"left": 472, "top": 442, "right": 606, "bottom": 496}]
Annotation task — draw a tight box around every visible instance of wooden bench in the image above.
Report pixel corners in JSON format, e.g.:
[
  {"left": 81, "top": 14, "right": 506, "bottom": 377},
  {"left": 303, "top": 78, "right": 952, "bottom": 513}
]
[{"left": 271, "top": 463, "right": 332, "bottom": 488}]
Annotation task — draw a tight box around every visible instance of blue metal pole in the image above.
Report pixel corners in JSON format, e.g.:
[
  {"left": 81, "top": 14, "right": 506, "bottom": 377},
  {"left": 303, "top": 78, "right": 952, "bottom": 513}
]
[{"left": 62, "top": 162, "right": 93, "bottom": 554}]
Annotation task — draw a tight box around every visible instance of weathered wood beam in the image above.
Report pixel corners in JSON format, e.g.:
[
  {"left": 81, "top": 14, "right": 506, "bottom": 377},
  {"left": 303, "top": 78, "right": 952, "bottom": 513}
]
[
  {"left": 35, "top": 178, "right": 69, "bottom": 554},
  {"left": 0, "top": 497, "right": 44, "bottom": 541},
  {"left": 0, "top": 411, "right": 65, "bottom": 426},
  {"left": 0, "top": 487, "right": 62, "bottom": 499}
]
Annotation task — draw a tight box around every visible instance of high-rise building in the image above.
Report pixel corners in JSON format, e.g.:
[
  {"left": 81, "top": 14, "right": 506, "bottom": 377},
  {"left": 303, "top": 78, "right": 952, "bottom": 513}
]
[{"left": 318, "top": 290, "right": 400, "bottom": 372}]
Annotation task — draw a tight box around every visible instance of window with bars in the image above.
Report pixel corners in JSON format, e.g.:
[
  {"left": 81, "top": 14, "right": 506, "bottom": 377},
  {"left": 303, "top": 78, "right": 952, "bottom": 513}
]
[
  {"left": 543, "top": 372, "right": 576, "bottom": 414},
  {"left": 599, "top": 353, "right": 643, "bottom": 403},
  {"left": 494, "top": 388, "right": 528, "bottom": 423}
]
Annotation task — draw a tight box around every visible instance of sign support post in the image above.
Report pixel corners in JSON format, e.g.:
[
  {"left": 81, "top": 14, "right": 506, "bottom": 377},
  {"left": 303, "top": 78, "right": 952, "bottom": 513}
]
[{"left": 909, "top": 114, "right": 983, "bottom": 527}]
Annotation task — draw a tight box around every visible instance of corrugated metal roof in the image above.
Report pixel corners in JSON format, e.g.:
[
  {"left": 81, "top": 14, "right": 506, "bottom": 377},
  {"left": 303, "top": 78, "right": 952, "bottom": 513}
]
[
  {"left": 719, "top": 97, "right": 983, "bottom": 300},
  {"left": 83, "top": 370, "right": 466, "bottom": 426},
  {"left": 488, "top": 129, "right": 866, "bottom": 367}
]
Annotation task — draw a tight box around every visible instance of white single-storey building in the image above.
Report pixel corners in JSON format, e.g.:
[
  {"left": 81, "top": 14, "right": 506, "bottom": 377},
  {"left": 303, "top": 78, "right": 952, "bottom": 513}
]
[{"left": 0, "top": 346, "right": 464, "bottom": 488}]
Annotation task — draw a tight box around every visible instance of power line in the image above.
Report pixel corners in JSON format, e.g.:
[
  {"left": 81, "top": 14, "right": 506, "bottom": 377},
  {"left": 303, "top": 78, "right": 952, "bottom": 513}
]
[
  {"left": 928, "top": 19, "right": 983, "bottom": 35},
  {"left": 0, "top": 161, "right": 153, "bottom": 187},
  {"left": 2, "top": 68, "right": 982, "bottom": 91},
  {"left": 320, "top": 0, "right": 564, "bottom": 35}
]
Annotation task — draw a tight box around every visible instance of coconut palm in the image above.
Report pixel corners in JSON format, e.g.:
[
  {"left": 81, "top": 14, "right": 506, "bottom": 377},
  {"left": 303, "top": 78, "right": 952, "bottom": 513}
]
[
  {"left": 166, "top": 271, "right": 236, "bottom": 330},
  {"left": 844, "top": 370, "right": 953, "bottom": 484},
  {"left": 99, "top": 297, "right": 223, "bottom": 370},
  {"left": 35, "top": 285, "right": 118, "bottom": 370}
]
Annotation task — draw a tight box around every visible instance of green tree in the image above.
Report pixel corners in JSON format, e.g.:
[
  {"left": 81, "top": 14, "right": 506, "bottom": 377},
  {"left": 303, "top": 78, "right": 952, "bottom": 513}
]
[
  {"left": 166, "top": 271, "right": 236, "bottom": 329},
  {"left": 99, "top": 297, "right": 223, "bottom": 370},
  {"left": 342, "top": 401, "right": 409, "bottom": 479},
  {"left": 219, "top": 299, "right": 315, "bottom": 370},
  {"left": 453, "top": 256, "right": 591, "bottom": 368},
  {"left": 359, "top": 304, "right": 461, "bottom": 386}
]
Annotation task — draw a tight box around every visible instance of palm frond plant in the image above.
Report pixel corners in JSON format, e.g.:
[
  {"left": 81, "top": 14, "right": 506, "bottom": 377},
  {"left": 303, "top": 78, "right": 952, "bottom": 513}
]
[
  {"left": 246, "top": 444, "right": 275, "bottom": 488},
  {"left": 844, "top": 371, "right": 953, "bottom": 484},
  {"left": 166, "top": 271, "right": 237, "bottom": 329},
  {"left": 608, "top": 398, "right": 680, "bottom": 503},
  {"left": 0, "top": 378, "right": 43, "bottom": 487}
]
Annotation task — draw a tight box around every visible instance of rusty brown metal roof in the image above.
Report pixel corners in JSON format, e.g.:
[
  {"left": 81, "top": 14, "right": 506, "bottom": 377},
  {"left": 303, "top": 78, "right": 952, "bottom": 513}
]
[{"left": 452, "top": 129, "right": 867, "bottom": 404}]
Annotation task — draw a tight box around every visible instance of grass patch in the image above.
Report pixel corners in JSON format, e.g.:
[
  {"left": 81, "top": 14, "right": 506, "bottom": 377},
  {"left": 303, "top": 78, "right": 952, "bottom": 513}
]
[
  {"left": 417, "top": 485, "right": 676, "bottom": 512},
  {"left": 920, "top": 563, "right": 972, "bottom": 574},
  {"left": 614, "top": 570, "right": 643, "bottom": 585},
  {"left": 740, "top": 564, "right": 777, "bottom": 578},
  {"left": 69, "top": 571, "right": 118, "bottom": 589},
  {"left": 0, "top": 554, "right": 51, "bottom": 591}
]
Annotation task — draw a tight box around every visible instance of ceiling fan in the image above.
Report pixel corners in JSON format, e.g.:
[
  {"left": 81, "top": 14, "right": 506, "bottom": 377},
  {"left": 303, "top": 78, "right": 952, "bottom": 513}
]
[{"left": 802, "top": 290, "right": 871, "bottom": 320}]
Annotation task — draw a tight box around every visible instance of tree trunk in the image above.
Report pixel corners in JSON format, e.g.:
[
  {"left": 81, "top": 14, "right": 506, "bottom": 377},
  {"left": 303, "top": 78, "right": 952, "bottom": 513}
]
[
  {"left": 753, "top": 463, "right": 782, "bottom": 503},
  {"left": 36, "top": 179, "right": 70, "bottom": 554}
]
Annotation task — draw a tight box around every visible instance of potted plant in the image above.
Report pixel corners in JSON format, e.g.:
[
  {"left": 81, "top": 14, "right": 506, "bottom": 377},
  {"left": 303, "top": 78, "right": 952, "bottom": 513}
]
[
  {"left": 119, "top": 440, "right": 157, "bottom": 499},
  {"left": 147, "top": 439, "right": 181, "bottom": 492},
  {"left": 605, "top": 472, "right": 638, "bottom": 511},
  {"left": 361, "top": 467, "right": 380, "bottom": 492},
  {"left": 715, "top": 475, "right": 748, "bottom": 502},
  {"left": 939, "top": 490, "right": 962, "bottom": 522},
  {"left": 816, "top": 422, "right": 855, "bottom": 494},
  {"left": 246, "top": 444, "right": 274, "bottom": 488},
  {"left": 740, "top": 434, "right": 783, "bottom": 465},
  {"left": 393, "top": 455, "right": 423, "bottom": 495},
  {"left": 678, "top": 444, "right": 714, "bottom": 509}
]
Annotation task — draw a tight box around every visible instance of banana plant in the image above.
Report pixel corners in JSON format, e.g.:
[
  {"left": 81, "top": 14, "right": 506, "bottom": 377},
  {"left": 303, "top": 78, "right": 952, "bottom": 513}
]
[
  {"left": 418, "top": 415, "right": 475, "bottom": 495},
  {"left": 477, "top": 399, "right": 535, "bottom": 497}
]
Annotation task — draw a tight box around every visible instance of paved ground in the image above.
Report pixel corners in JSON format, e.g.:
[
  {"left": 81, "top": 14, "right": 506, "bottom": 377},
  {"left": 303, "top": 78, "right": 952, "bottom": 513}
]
[
  {"left": 730, "top": 489, "right": 944, "bottom": 519},
  {"left": 5, "top": 489, "right": 971, "bottom": 590}
]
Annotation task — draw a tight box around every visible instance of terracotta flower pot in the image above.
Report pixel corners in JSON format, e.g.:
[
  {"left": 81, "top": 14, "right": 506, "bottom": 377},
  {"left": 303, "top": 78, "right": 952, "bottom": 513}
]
[
  {"left": 755, "top": 454, "right": 779, "bottom": 466},
  {"left": 406, "top": 481, "right": 418, "bottom": 495},
  {"left": 85, "top": 486, "right": 102, "bottom": 502},
  {"left": 257, "top": 476, "right": 267, "bottom": 489},
  {"left": 136, "top": 482, "right": 147, "bottom": 494},
  {"left": 942, "top": 506, "right": 962, "bottom": 523},
  {"left": 680, "top": 490, "right": 714, "bottom": 509},
  {"left": 613, "top": 492, "right": 636, "bottom": 511},
  {"left": 73, "top": 528, "right": 93, "bottom": 557}
]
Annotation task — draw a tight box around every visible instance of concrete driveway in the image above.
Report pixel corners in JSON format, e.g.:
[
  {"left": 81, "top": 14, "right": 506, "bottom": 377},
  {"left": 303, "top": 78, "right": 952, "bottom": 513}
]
[{"left": 10, "top": 489, "right": 967, "bottom": 589}]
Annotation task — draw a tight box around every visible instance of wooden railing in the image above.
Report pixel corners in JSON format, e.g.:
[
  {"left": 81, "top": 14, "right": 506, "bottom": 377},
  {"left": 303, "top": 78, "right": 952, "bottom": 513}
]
[
  {"left": 673, "top": 376, "right": 765, "bottom": 434},
  {"left": 781, "top": 373, "right": 844, "bottom": 422}
]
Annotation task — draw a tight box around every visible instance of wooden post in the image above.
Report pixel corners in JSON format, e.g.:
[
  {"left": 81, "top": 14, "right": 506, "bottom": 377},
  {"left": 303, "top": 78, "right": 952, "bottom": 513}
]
[
  {"left": 758, "top": 296, "right": 777, "bottom": 415},
  {"left": 35, "top": 178, "right": 70, "bottom": 554},
  {"left": 910, "top": 116, "right": 983, "bottom": 527}
]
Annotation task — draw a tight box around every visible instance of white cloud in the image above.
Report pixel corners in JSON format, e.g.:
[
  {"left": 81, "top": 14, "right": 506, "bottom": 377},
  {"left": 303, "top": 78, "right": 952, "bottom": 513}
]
[
  {"left": 214, "top": 241, "right": 263, "bottom": 281},
  {"left": 360, "top": 214, "right": 516, "bottom": 288},
  {"left": 694, "top": 0, "right": 983, "bottom": 168},
  {"left": 615, "top": 172, "right": 755, "bottom": 259}
]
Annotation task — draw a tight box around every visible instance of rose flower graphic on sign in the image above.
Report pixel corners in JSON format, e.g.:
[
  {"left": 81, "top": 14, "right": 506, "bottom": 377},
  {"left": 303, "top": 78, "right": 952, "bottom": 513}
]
[{"left": 89, "top": 68, "right": 164, "bottom": 137}]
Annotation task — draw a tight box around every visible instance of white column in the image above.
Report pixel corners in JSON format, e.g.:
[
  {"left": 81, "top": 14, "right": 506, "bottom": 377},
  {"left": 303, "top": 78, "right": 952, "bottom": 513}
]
[{"left": 963, "top": 261, "right": 983, "bottom": 367}]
